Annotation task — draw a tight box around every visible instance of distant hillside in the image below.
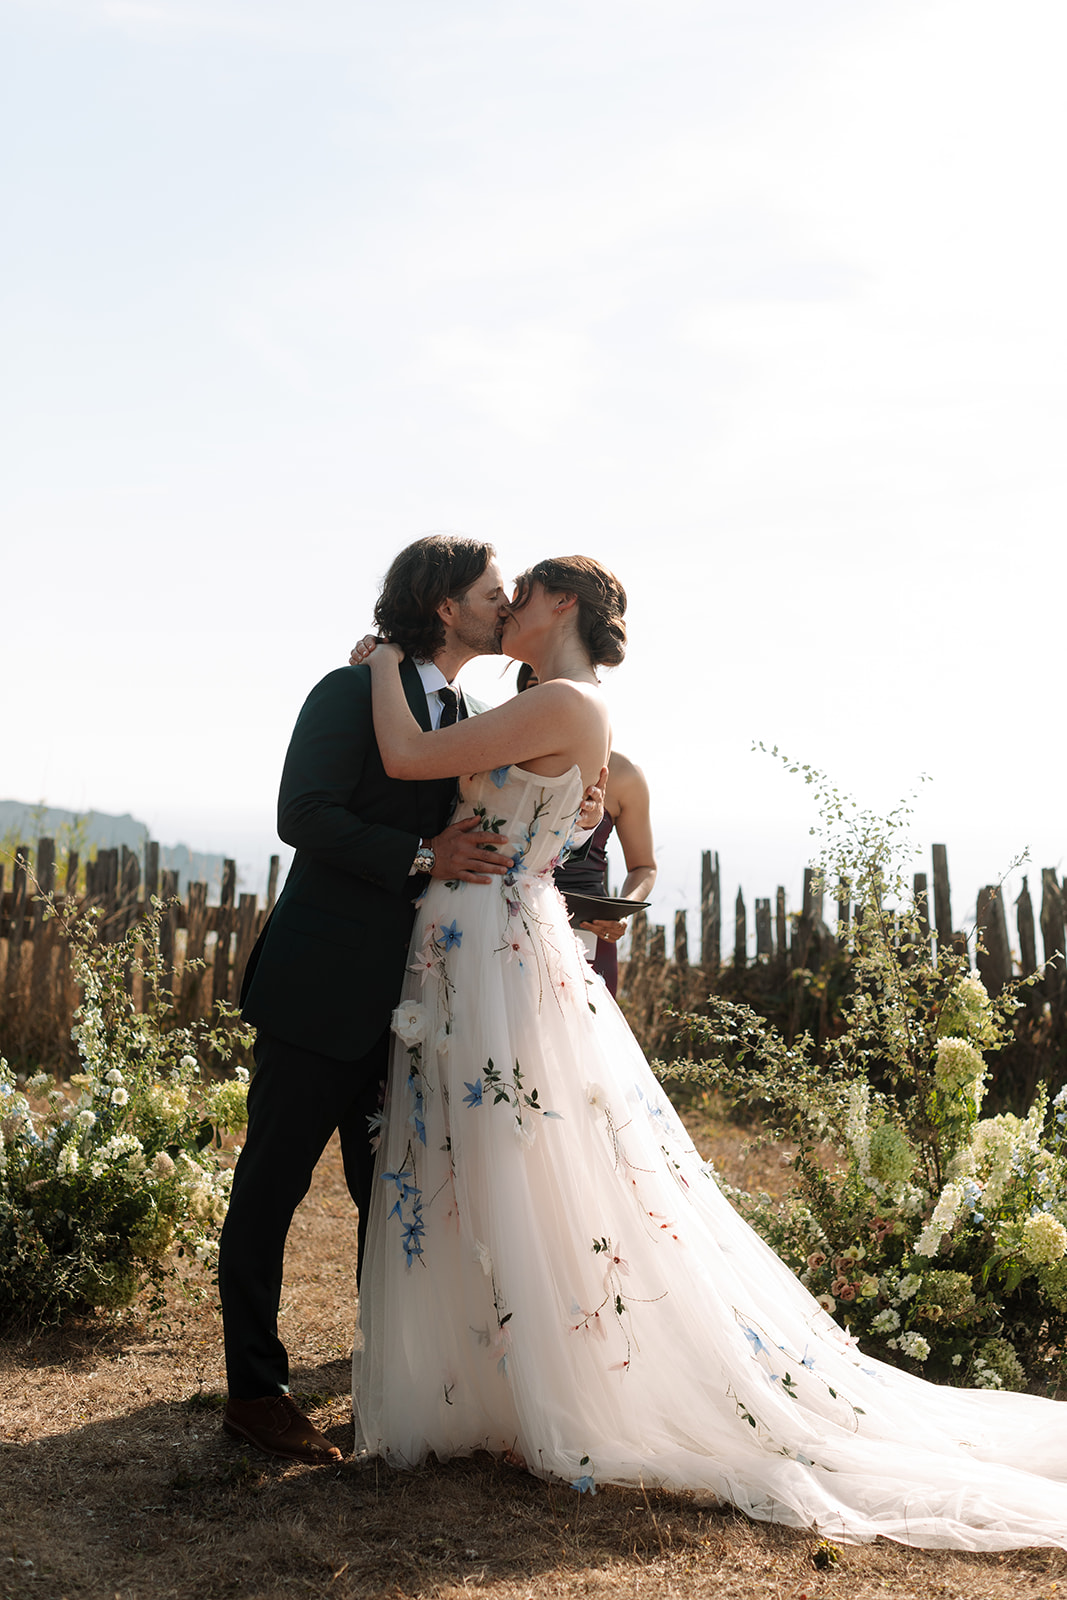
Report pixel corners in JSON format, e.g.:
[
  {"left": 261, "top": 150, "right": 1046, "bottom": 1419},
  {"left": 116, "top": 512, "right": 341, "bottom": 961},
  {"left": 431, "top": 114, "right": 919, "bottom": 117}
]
[{"left": 0, "top": 801, "right": 229, "bottom": 897}]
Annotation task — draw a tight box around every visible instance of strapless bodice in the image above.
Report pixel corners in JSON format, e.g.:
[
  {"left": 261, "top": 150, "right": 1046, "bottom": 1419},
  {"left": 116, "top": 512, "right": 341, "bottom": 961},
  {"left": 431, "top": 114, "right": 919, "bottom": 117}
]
[{"left": 450, "top": 764, "right": 585, "bottom": 878}]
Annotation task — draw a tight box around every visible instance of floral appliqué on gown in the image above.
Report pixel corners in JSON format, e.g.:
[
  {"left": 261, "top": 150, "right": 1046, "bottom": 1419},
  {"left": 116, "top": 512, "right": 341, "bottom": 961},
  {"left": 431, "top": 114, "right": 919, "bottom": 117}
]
[{"left": 354, "top": 766, "right": 1067, "bottom": 1552}]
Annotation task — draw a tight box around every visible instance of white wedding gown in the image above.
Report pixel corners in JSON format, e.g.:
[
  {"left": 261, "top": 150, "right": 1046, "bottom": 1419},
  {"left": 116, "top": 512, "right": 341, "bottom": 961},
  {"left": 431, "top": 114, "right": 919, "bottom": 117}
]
[{"left": 353, "top": 765, "right": 1067, "bottom": 1551}]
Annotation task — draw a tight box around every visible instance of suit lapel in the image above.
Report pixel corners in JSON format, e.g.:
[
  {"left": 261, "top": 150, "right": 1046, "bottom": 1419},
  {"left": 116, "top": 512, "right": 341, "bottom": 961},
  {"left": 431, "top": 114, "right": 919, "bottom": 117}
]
[
  {"left": 399, "top": 657, "right": 453, "bottom": 836},
  {"left": 401, "top": 657, "right": 433, "bottom": 732}
]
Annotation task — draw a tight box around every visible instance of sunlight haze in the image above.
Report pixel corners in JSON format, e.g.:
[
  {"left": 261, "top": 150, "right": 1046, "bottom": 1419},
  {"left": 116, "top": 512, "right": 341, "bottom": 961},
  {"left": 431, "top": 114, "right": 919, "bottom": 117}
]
[{"left": 4, "top": 0, "right": 1065, "bottom": 953}]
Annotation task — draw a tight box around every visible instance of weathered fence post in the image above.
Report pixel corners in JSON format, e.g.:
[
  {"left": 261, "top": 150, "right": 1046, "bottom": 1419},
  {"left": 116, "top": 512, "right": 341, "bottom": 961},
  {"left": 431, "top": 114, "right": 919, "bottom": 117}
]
[
  {"left": 119, "top": 846, "right": 141, "bottom": 991},
  {"left": 144, "top": 840, "right": 160, "bottom": 904},
  {"left": 159, "top": 868, "right": 180, "bottom": 994},
  {"left": 94, "top": 847, "right": 120, "bottom": 941},
  {"left": 1040, "top": 869, "right": 1065, "bottom": 1005},
  {"left": 673, "top": 909, "right": 689, "bottom": 967},
  {"left": 213, "top": 860, "right": 237, "bottom": 1005},
  {"left": 234, "top": 893, "right": 260, "bottom": 997},
  {"left": 649, "top": 924, "right": 666, "bottom": 963},
  {"left": 701, "top": 849, "right": 720, "bottom": 970},
  {"left": 4, "top": 846, "right": 29, "bottom": 1015},
  {"left": 754, "top": 897, "right": 772, "bottom": 958},
  {"left": 775, "top": 887, "right": 787, "bottom": 971},
  {"left": 976, "top": 887, "right": 1012, "bottom": 993},
  {"left": 182, "top": 881, "right": 208, "bottom": 1014},
  {"left": 1016, "top": 876, "right": 1037, "bottom": 976},
  {"left": 932, "top": 844, "right": 952, "bottom": 960},
  {"left": 793, "top": 867, "right": 822, "bottom": 969},
  {"left": 30, "top": 838, "right": 57, "bottom": 1017},
  {"left": 734, "top": 889, "right": 747, "bottom": 970},
  {"left": 836, "top": 882, "right": 851, "bottom": 952}
]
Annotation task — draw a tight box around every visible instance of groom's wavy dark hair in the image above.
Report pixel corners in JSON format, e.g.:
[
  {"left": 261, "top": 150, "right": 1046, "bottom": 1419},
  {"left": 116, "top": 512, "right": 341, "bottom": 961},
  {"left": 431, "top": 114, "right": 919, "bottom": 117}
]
[{"left": 374, "top": 534, "right": 497, "bottom": 661}]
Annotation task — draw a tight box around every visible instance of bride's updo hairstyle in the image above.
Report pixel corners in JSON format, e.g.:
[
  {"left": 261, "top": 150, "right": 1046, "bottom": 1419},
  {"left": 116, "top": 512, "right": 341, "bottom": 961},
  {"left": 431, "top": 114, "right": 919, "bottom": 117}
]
[{"left": 515, "top": 555, "right": 627, "bottom": 668}]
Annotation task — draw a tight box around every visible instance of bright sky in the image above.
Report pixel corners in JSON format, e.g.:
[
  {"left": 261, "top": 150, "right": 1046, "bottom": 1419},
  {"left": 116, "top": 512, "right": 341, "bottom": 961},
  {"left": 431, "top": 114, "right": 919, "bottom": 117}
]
[{"left": 5, "top": 0, "right": 1066, "bottom": 956}]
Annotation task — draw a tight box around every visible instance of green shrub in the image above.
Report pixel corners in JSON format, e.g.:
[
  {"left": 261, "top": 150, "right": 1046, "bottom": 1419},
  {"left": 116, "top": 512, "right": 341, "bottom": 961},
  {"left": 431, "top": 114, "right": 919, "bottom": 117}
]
[
  {"left": 0, "top": 898, "right": 254, "bottom": 1328},
  {"left": 659, "top": 756, "right": 1067, "bottom": 1392}
]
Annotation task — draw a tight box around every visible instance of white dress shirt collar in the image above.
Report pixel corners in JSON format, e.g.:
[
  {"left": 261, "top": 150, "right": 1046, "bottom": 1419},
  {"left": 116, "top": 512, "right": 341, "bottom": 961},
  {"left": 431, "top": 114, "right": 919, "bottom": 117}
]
[{"left": 415, "top": 660, "right": 461, "bottom": 730}]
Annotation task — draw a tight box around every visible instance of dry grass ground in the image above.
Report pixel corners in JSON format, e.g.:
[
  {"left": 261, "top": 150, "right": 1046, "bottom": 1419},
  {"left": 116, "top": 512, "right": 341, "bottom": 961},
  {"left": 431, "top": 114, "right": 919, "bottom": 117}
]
[{"left": 2, "top": 1102, "right": 1064, "bottom": 1600}]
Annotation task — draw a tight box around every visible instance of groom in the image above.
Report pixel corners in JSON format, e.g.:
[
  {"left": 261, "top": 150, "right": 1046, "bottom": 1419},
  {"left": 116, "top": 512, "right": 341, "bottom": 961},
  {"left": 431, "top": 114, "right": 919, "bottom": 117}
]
[{"left": 219, "top": 534, "right": 513, "bottom": 1465}]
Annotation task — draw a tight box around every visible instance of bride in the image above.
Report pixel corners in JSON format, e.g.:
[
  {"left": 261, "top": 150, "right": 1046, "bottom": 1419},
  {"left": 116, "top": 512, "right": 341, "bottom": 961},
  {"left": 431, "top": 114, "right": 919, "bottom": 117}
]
[{"left": 353, "top": 555, "right": 1066, "bottom": 1552}]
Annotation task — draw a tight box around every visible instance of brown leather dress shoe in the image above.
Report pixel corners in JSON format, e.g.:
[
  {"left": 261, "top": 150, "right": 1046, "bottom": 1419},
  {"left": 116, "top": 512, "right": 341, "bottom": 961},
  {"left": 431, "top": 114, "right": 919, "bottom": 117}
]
[{"left": 222, "top": 1395, "right": 343, "bottom": 1465}]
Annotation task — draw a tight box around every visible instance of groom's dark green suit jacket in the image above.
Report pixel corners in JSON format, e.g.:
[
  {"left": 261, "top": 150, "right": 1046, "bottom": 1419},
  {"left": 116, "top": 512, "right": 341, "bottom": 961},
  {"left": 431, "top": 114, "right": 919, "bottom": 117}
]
[{"left": 241, "top": 658, "right": 465, "bottom": 1062}]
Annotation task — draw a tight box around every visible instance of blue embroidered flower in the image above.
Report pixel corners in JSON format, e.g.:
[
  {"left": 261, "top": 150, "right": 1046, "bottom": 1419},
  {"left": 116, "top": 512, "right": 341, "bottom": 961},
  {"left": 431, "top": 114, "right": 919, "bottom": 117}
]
[
  {"left": 381, "top": 1168, "right": 414, "bottom": 1193},
  {"left": 571, "top": 1474, "right": 596, "bottom": 1496},
  {"left": 743, "top": 1326, "right": 768, "bottom": 1356},
  {"left": 463, "top": 1079, "right": 484, "bottom": 1108},
  {"left": 440, "top": 919, "right": 463, "bottom": 950},
  {"left": 489, "top": 765, "right": 511, "bottom": 788}
]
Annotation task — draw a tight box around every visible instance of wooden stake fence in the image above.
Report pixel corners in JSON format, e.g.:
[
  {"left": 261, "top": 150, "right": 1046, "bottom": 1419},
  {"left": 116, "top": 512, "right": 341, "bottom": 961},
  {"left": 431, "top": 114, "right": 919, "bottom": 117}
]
[
  {"left": 624, "top": 843, "right": 1066, "bottom": 1000},
  {"left": 3, "top": 833, "right": 1064, "bottom": 1064},
  {"left": 0, "top": 838, "right": 281, "bottom": 1051}
]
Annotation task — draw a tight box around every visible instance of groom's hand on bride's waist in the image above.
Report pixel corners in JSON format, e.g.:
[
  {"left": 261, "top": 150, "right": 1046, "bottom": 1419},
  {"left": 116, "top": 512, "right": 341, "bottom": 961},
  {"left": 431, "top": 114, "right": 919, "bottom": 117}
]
[{"left": 430, "top": 816, "right": 510, "bottom": 883}]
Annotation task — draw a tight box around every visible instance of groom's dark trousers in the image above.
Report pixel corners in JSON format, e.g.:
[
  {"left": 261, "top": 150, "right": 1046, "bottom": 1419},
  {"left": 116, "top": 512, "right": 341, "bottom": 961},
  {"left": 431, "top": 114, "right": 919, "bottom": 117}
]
[{"left": 218, "top": 660, "right": 462, "bottom": 1400}]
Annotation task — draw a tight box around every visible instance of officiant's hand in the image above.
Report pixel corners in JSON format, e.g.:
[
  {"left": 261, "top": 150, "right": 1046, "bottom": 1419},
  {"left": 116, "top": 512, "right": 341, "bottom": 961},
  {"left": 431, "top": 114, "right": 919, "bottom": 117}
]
[
  {"left": 580, "top": 917, "right": 626, "bottom": 942},
  {"left": 579, "top": 768, "right": 608, "bottom": 832},
  {"left": 430, "top": 816, "right": 511, "bottom": 883}
]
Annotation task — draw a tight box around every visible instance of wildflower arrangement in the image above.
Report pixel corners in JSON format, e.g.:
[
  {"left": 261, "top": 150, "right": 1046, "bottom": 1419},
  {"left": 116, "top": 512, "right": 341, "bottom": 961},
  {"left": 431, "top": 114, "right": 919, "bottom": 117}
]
[
  {"left": 662, "top": 756, "right": 1067, "bottom": 1393},
  {"left": 0, "top": 898, "right": 254, "bottom": 1327}
]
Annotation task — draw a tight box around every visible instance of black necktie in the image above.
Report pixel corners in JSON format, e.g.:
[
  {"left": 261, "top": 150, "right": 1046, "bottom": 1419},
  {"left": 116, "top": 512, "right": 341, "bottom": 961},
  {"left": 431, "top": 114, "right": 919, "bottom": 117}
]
[{"left": 438, "top": 686, "right": 459, "bottom": 727}]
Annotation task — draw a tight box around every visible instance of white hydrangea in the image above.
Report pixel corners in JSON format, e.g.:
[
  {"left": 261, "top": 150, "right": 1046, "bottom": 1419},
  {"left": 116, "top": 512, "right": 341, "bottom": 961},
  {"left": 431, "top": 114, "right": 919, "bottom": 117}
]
[
  {"left": 934, "top": 1037, "right": 986, "bottom": 1102},
  {"left": 971, "top": 1108, "right": 1043, "bottom": 1211},
  {"left": 1021, "top": 1211, "right": 1067, "bottom": 1267},
  {"left": 871, "top": 1308, "right": 900, "bottom": 1334}
]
